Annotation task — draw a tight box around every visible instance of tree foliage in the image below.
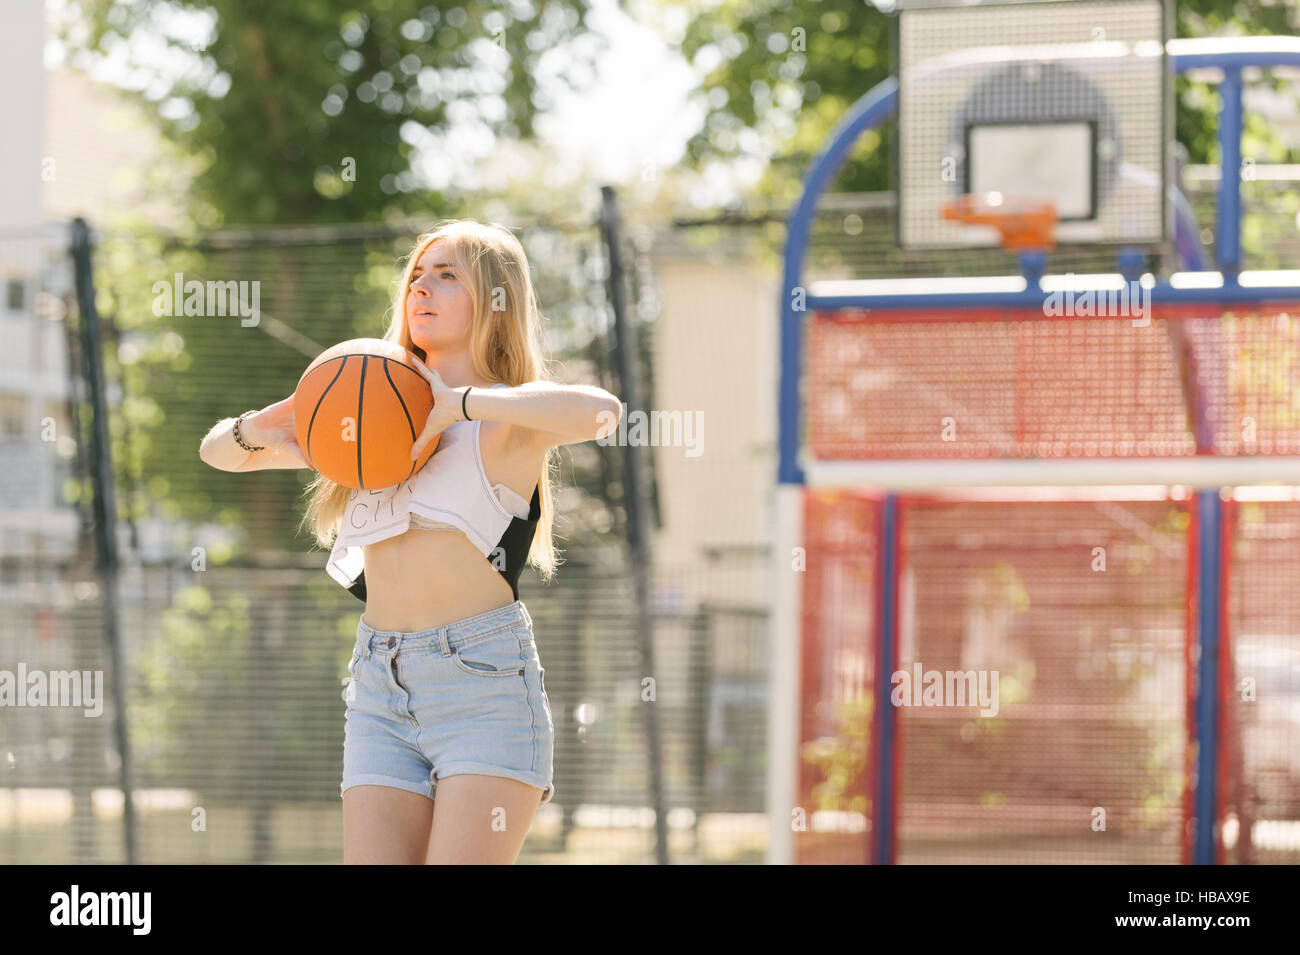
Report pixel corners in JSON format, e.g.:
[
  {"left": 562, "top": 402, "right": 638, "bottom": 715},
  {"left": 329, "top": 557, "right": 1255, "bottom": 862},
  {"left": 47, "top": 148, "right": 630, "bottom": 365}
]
[{"left": 59, "top": 0, "right": 608, "bottom": 225}]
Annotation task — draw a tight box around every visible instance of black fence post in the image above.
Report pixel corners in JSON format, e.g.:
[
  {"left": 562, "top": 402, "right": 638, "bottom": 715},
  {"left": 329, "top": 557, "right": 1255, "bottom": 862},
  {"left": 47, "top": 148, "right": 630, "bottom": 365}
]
[
  {"left": 70, "top": 217, "right": 137, "bottom": 865},
  {"left": 599, "top": 186, "right": 670, "bottom": 865}
]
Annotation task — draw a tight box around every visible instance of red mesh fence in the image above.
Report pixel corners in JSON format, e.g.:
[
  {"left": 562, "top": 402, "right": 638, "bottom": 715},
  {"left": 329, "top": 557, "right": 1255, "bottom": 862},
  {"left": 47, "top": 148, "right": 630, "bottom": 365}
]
[
  {"left": 895, "top": 497, "right": 1190, "bottom": 863},
  {"left": 1222, "top": 499, "right": 1300, "bottom": 864},
  {"left": 798, "top": 492, "right": 1197, "bottom": 863},
  {"left": 807, "top": 302, "right": 1300, "bottom": 460},
  {"left": 795, "top": 490, "right": 879, "bottom": 864}
]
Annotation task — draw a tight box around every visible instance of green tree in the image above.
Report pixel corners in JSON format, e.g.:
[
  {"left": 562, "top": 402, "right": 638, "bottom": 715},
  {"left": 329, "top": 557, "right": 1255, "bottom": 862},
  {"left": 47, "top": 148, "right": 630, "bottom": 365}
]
[{"left": 59, "top": 0, "right": 609, "bottom": 225}]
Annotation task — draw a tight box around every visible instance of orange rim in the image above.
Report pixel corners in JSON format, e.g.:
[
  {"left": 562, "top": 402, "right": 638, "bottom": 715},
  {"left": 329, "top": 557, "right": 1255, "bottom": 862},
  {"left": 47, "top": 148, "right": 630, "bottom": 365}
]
[{"left": 940, "top": 193, "right": 1059, "bottom": 251}]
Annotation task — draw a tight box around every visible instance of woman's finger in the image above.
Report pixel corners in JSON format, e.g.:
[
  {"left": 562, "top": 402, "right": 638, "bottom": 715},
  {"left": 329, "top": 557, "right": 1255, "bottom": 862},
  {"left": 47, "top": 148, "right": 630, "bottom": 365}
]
[
  {"left": 410, "top": 356, "right": 433, "bottom": 383},
  {"left": 410, "top": 418, "right": 439, "bottom": 460}
]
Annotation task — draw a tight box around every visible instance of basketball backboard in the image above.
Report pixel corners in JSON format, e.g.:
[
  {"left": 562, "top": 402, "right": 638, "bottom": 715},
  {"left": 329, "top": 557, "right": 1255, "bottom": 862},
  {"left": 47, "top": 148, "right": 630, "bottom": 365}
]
[{"left": 894, "top": 0, "right": 1171, "bottom": 250}]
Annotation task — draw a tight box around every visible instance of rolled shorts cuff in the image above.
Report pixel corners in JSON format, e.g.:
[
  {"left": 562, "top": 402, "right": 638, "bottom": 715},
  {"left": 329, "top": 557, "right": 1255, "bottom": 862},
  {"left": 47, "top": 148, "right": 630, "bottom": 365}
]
[
  {"left": 434, "top": 761, "right": 555, "bottom": 806},
  {"left": 341, "top": 773, "right": 434, "bottom": 801}
]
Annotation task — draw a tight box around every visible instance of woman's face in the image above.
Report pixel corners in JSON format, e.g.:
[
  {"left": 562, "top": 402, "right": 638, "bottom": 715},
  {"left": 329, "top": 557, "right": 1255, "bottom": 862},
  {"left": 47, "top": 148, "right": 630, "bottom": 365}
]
[{"left": 405, "top": 240, "right": 475, "bottom": 355}]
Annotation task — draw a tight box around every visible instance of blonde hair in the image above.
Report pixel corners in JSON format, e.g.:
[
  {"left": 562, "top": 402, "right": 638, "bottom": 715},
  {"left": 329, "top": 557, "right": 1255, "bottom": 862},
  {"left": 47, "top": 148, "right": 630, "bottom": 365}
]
[{"left": 299, "top": 219, "right": 561, "bottom": 583}]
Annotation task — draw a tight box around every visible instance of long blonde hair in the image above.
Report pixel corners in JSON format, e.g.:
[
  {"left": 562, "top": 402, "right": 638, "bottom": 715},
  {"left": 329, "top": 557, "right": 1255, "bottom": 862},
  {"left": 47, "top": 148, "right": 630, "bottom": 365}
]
[{"left": 299, "top": 219, "right": 561, "bottom": 583}]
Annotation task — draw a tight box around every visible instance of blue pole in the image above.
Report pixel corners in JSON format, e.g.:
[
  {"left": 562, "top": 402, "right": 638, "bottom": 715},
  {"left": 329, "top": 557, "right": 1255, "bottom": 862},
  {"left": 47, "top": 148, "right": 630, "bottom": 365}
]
[
  {"left": 1117, "top": 246, "right": 1145, "bottom": 281},
  {"left": 1215, "top": 69, "right": 1243, "bottom": 279},
  {"left": 1194, "top": 490, "right": 1222, "bottom": 864},
  {"left": 1018, "top": 250, "right": 1047, "bottom": 287},
  {"left": 874, "top": 493, "right": 898, "bottom": 864}
]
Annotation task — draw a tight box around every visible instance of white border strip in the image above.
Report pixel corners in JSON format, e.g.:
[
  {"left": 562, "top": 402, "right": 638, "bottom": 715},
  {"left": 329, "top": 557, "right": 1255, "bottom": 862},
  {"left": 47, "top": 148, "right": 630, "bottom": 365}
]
[
  {"left": 810, "top": 275, "right": 1026, "bottom": 297},
  {"left": 797, "top": 485, "right": 1300, "bottom": 502},
  {"left": 1167, "top": 36, "right": 1300, "bottom": 58},
  {"left": 807, "top": 270, "right": 1300, "bottom": 300},
  {"left": 767, "top": 485, "right": 803, "bottom": 865},
  {"left": 804, "top": 457, "right": 1300, "bottom": 489}
]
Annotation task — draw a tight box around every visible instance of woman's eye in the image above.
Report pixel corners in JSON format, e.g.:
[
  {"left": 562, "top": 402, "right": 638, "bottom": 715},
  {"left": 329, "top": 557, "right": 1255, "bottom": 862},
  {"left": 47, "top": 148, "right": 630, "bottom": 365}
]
[{"left": 441, "top": 271, "right": 455, "bottom": 280}]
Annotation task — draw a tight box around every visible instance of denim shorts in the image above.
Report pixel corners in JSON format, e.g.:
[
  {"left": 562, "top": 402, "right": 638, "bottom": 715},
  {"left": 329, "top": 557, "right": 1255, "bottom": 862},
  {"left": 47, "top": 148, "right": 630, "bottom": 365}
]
[{"left": 341, "top": 599, "right": 555, "bottom": 805}]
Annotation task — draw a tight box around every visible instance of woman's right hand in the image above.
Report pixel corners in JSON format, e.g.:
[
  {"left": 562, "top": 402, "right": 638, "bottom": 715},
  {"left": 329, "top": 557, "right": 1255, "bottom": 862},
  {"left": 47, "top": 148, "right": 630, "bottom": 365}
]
[
  {"left": 235, "top": 397, "right": 312, "bottom": 469},
  {"left": 200, "top": 395, "right": 314, "bottom": 472},
  {"left": 241, "top": 396, "right": 298, "bottom": 450}
]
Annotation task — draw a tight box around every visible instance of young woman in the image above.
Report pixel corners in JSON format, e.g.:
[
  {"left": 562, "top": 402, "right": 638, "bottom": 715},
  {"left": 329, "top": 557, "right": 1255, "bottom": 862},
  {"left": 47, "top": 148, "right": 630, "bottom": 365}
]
[{"left": 199, "top": 219, "right": 622, "bottom": 863}]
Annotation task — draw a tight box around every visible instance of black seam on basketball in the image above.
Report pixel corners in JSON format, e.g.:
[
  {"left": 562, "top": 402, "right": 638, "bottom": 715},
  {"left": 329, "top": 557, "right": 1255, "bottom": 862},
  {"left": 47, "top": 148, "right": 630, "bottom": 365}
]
[
  {"left": 383, "top": 358, "right": 419, "bottom": 483},
  {"left": 300, "top": 354, "right": 349, "bottom": 372},
  {"left": 306, "top": 356, "right": 349, "bottom": 468},
  {"left": 388, "top": 362, "right": 427, "bottom": 382},
  {"left": 357, "top": 355, "right": 367, "bottom": 489}
]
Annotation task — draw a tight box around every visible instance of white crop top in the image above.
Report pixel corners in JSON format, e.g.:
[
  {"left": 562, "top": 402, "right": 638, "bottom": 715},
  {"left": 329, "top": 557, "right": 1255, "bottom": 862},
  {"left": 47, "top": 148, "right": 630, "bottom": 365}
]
[{"left": 326, "top": 383, "right": 532, "bottom": 590}]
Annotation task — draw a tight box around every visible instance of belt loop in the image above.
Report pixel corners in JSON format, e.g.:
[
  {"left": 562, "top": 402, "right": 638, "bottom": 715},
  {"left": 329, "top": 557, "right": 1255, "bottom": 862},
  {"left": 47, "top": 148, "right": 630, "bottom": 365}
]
[{"left": 440, "top": 624, "right": 451, "bottom": 657}]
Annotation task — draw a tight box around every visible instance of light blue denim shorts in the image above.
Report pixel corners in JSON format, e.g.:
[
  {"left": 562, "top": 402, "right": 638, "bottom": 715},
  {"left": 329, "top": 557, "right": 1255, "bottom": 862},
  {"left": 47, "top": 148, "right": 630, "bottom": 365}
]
[{"left": 341, "top": 599, "right": 555, "bottom": 805}]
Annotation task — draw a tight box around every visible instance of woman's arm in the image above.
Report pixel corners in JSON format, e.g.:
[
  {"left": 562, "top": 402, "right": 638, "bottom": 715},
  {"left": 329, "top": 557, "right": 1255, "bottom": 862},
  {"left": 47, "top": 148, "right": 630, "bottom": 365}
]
[
  {"left": 199, "top": 397, "right": 313, "bottom": 472},
  {"left": 461, "top": 381, "right": 623, "bottom": 447},
  {"left": 406, "top": 362, "right": 623, "bottom": 459}
]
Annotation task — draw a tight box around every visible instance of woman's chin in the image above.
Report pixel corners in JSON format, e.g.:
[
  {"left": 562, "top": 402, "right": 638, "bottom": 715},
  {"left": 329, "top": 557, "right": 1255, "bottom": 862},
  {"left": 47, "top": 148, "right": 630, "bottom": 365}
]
[{"left": 408, "top": 335, "right": 443, "bottom": 355}]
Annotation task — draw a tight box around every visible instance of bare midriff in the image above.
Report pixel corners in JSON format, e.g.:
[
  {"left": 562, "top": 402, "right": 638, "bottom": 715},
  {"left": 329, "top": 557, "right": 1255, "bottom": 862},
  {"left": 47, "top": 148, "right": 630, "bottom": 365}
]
[{"left": 359, "top": 526, "right": 517, "bottom": 632}]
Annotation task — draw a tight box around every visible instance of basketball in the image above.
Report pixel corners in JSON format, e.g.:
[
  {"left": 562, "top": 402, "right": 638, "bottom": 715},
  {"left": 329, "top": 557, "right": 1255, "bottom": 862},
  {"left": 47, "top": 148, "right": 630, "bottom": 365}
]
[{"left": 292, "top": 338, "right": 439, "bottom": 490}]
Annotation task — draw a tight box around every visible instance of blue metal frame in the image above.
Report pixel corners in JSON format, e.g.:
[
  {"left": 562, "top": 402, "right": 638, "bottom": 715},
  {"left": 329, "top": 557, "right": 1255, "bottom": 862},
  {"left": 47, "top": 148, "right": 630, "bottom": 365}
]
[
  {"left": 782, "top": 43, "right": 1300, "bottom": 866},
  {"left": 804, "top": 282, "right": 1300, "bottom": 314},
  {"left": 779, "top": 46, "right": 1300, "bottom": 488},
  {"left": 779, "top": 76, "right": 896, "bottom": 485},
  {"left": 1215, "top": 69, "right": 1243, "bottom": 278},
  {"left": 1194, "top": 490, "right": 1223, "bottom": 865}
]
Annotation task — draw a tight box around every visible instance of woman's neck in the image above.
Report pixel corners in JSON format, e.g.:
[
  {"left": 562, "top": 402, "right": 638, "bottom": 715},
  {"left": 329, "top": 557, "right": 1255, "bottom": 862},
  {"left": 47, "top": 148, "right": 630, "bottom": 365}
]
[{"left": 420, "top": 349, "right": 495, "bottom": 390}]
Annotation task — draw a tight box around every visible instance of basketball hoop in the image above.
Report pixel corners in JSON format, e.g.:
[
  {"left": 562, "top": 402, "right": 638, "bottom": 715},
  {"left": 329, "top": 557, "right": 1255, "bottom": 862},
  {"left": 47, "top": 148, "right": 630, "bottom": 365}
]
[{"left": 941, "top": 193, "right": 1059, "bottom": 252}]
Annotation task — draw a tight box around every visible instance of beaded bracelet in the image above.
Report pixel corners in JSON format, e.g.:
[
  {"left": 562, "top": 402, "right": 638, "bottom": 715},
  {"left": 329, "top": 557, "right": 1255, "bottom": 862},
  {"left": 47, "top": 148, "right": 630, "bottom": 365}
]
[{"left": 233, "top": 410, "right": 265, "bottom": 452}]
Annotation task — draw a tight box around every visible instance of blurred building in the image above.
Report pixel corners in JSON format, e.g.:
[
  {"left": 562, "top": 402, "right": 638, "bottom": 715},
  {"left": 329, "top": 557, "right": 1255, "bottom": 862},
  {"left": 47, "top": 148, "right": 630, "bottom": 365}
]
[
  {"left": 0, "top": 5, "right": 174, "bottom": 600},
  {"left": 647, "top": 227, "right": 779, "bottom": 608}
]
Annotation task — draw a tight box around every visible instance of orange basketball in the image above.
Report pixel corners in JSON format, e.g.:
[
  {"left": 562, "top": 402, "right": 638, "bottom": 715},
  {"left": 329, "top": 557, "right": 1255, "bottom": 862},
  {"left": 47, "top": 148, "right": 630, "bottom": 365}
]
[{"left": 292, "top": 338, "right": 439, "bottom": 490}]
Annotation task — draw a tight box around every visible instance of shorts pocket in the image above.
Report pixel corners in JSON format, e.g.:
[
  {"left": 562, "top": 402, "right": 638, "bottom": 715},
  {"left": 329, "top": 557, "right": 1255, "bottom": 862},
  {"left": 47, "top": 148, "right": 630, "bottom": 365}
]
[
  {"left": 343, "top": 647, "right": 362, "bottom": 703},
  {"left": 452, "top": 629, "right": 526, "bottom": 678}
]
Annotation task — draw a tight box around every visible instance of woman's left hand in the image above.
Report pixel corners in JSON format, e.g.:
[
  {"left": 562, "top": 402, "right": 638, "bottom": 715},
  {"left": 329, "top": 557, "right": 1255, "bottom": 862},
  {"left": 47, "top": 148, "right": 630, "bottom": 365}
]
[{"left": 408, "top": 358, "right": 464, "bottom": 460}]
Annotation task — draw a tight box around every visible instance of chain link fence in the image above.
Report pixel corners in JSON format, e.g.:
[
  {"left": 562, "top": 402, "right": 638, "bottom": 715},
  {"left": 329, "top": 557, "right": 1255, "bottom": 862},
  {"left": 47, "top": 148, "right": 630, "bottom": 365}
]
[
  {"left": 5, "top": 167, "right": 1294, "bottom": 863},
  {"left": 1, "top": 215, "right": 769, "bottom": 864}
]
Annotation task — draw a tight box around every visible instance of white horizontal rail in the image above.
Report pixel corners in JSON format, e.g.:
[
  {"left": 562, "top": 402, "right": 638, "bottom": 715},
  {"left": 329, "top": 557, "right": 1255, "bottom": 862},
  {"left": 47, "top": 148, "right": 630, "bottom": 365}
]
[
  {"left": 1167, "top": 36, "right": 1300, "bottom": 58},
  {"left": 804, "top": 456, "right": 1300, "bottom": 489},
  {"left": 808, "top": 269, "right": 1300, "bottom": 300}
]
